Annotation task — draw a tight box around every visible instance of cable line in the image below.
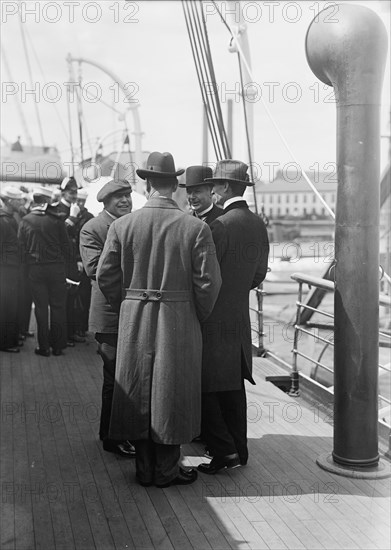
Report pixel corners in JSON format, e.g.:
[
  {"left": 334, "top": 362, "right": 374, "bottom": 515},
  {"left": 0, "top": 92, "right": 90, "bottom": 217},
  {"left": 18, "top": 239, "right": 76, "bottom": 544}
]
[{"left": 18, "top": 10, "right": 45, "bottom": 146}]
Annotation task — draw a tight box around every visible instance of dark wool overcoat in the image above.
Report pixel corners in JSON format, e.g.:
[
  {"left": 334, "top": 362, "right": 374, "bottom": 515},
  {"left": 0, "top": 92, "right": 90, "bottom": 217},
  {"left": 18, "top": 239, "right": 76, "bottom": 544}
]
[
  {"left": 79, "top": 210, "right": 118, "bottom": 334},
  {"left": 96, "top": 197, "right": 222, "bottom": 444},
  {"left": 202, "top": 200, "right": 270, "bottom": 392}
]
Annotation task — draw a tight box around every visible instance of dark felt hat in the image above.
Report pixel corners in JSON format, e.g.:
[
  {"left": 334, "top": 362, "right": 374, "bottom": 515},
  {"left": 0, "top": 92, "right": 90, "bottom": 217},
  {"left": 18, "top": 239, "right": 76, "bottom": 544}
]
[
  {"left": 136, "top": 151, "right": 184, "bottom": 180},
  {"left": 204, "top": 159, "right": 254, "bottom": 186},
  {"left": 179, "top": 165, "right": 214, "bottom": 189},
  {"left": 97, "top": 179, "right": 132, "bottom": 203}
]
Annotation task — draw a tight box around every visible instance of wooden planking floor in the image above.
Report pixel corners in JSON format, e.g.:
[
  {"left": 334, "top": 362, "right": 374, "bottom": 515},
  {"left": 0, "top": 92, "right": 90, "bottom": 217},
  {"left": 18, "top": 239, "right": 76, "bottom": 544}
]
[{"left": 1, "top": 334, "right": 390, "bottom": 550}]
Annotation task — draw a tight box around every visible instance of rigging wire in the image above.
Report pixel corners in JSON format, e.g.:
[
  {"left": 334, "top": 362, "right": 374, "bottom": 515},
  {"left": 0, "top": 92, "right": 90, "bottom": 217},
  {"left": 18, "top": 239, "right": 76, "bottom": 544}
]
[
  {"left": 18, "top": 9, "right": 45, "bottom": 146},
  {"left": 182, "top": 0, "right": 232, "bottom": 161},
  {"left": 24, "top": 27, "right": 69, "bottom": 143},
  {"left": 237, "top": 53, "right": 259, "bottom": 216},
  {"left": 211, "top": 0, "right": 335, "bottom": 220},
  {"left": 182, "top": 1, "right": 222, "bottom": 159},
  {"left": 199, "top": 1, "right": 232, "bottom": 158},
  {"left": 0, "top": 42, "right": 33, "bottom": 146},
  {"left": 77, "top": 63, "right": 84, "bottom": 163},
  {"left": 212, "top": 0, "right": 390, "bottom": 283}
]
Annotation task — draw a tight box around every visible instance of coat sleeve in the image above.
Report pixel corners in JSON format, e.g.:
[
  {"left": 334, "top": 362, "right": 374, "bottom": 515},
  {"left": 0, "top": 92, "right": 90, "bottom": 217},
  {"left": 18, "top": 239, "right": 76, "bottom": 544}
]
[
  {"left": 191, "top": 223, "right": 222, "bottom": 322},
  {"left": 209, "top": 218, "right": 228, "bottom": 263},
  {"left": 251, "top": 223, "right": 270, "bottom": 289},
  {"left": 96, "top": 222, "right": 123, "bottom": 313},
  {"left": 79, "top": 224, "right": 103, "bottom": 280}
]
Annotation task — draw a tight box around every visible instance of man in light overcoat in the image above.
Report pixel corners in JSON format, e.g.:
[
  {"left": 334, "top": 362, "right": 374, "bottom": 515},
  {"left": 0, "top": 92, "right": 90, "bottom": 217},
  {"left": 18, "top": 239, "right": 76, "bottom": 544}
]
[
  {"left": 79, "top": 179, "right": 135, "bottom": 458},
  {"left": 198, "top": 159, "right": 270, "bottom": 475},
  {"left": 97, "top": 151, "right": 222, "bottom": 488}
]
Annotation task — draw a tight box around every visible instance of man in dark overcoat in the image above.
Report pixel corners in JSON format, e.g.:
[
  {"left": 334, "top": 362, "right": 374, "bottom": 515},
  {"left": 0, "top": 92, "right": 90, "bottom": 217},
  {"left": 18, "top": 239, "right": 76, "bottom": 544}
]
[
  {"left": 198, "top": 160, "right": 270, "bottom": 475},
  {"left": 0, "top": 187, "right": 24, "bottom": 353},
  {"left": 97, "top": 151, "right": 222, "bottom": 488},
  {"left": 179, "top": 165, "right": 223, "bottom": 225},
  {"left": 79, "top": 179, "right": 135, "bottom": 458}
]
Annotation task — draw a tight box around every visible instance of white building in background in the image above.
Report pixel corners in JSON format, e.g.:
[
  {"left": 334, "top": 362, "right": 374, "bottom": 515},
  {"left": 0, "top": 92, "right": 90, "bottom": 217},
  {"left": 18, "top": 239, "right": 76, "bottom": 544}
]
[{"left": 256, "top": 171, "right": 337, "bottom": 219}]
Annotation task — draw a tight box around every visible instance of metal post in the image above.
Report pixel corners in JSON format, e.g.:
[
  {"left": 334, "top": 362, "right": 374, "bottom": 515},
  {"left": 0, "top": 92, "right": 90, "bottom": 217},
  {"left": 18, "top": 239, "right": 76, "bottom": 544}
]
[
  {"left": 290, "top": 282, "right": 302, "bottom": 396},
  {"left": 306, "top": 4, "right": 388, "bottom": 468}
]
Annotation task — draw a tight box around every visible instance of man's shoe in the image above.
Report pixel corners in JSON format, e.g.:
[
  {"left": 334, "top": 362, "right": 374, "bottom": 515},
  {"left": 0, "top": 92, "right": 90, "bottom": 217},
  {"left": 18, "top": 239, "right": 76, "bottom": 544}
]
[
  {"left": 52, "top": 349, "right": 63, "bottom": 356},
  {"left": 72, "top": 334, "right": 86, "bottom": 343},
  {"left": 136, "top": 475, "right": 154, "bottom": 487},
  {"left": 1, "top": 347, "right": 20, "bottom": 353},
  {"left": 198, "top": 453, "right": 241, "bottom": 475},
  {"left": 66, "top": 341, "right": 75, "bottom": 347},
  {"left": 34, "top": 347, "right": 50, "bottom": 357},
  {"left": 24, "top": 331, "right": 35, "bottom": 338},
  {"left": 103, "top": 440, "right": 136, "bottom": 458},
  {"left": 156, "top": 467, "right": 198, "bottom": 488}
]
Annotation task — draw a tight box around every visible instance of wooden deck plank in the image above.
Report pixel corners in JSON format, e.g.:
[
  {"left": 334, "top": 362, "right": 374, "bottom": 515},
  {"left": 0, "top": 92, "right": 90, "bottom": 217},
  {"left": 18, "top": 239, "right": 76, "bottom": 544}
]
[
  {"left": 11, "top": 354, "right": 35, "bottom": 550},
  {"left": 0, "top": 354, "right": 16, "bottom": 550},
  {"left": 21, "top": 351, "right": 56, "bottom": 550},
  {"left": 1, "top": 337, "right": 390, "bottom": 550}
]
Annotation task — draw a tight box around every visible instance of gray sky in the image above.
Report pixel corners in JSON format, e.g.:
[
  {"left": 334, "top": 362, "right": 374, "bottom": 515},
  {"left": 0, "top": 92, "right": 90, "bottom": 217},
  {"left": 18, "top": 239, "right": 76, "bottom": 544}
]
[{"left": 1, "top": 0, "right": 390, "bottom": 181}]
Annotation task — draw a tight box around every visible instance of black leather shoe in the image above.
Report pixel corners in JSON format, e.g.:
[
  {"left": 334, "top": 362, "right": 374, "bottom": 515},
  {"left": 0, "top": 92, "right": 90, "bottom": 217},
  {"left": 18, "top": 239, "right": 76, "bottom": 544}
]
[
  {"left": 66, "top": 341, "right": 75, "bottom": 347},
  {"left": 24, "top": 331, "right": 35, "bottom": 338},
  {"left": 156, "top": 467, "right": 198, "bottom": 488},
  {"left": 1, "top": 347, "right": 20, "bottom": 353},
  {"left": 136, "top": 476, "right": 154, "bottom": 487},
  {"left": 103, "top": 440, "right": 136, "bottom": 458},
  {"left": 72, "top": 334, "right": 86, "bottom": 343},
  {"left": 34, "top": 347, "right": 50, "bottom": 357},
  {"left": 198, "top": 453, "right": 241, "bottom": 475},
  {"left": 52, "top": 349, "right": 63, "bottom": 356}
]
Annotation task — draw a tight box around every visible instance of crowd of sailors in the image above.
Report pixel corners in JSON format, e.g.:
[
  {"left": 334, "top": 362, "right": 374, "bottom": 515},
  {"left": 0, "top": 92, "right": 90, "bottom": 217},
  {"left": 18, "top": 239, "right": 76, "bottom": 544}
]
[{"left": 0, "top": 152, "right": 270, "bottom": 488}]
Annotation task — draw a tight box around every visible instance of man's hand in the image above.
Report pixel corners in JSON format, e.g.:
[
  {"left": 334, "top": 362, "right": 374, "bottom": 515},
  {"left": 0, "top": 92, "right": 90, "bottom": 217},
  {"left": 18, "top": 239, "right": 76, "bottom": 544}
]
[{"left": 70, "top": 203, "right": 80, "bottom": 217}]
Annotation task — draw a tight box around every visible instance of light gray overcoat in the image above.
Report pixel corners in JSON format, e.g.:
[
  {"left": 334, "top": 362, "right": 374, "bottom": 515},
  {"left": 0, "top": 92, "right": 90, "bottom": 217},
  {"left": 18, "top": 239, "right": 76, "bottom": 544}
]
[{"left": 97, "top": 197, "right": 221, "bottom": 444}]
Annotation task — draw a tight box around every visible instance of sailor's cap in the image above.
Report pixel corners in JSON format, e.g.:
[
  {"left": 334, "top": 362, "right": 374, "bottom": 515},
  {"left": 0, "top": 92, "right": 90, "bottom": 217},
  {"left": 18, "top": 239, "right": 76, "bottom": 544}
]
[{"left": 0, "top": 186, "right": 24, "bottom": 200}]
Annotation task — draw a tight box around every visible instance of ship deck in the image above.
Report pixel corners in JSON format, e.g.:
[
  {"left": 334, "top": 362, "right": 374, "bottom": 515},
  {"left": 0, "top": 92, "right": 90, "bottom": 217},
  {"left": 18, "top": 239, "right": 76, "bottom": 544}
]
[{"left": 1, "top": 334, "right": 390, "bottom": 550}]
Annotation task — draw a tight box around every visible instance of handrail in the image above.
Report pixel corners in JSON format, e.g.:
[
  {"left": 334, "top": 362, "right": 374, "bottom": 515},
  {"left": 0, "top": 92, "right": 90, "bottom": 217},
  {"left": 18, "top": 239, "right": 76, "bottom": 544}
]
[{"left": 291, "top": 272, "right": 391, "bottom": 307}]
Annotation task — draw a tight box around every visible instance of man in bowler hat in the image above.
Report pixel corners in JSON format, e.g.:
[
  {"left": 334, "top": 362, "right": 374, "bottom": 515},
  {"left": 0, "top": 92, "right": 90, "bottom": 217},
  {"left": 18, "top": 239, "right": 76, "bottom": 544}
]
[
  {"left": 197, "top": 159, "right": 269, "bottom": 474},
  {"left": 179, "top": 165, "right": 223, "bottom": 225},
  {"left": 79, "top": 179, "right": 135, "bottom": 457},
  {"left": 97, "top": 151, "right": 221, "bottom": 487}
]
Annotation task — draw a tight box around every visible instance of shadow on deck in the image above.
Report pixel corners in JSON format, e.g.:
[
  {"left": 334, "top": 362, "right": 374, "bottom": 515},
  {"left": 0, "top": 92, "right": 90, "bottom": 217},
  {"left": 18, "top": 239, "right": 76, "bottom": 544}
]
[{"left": 1, "top": 334, "right": 390, "bottom": 550}]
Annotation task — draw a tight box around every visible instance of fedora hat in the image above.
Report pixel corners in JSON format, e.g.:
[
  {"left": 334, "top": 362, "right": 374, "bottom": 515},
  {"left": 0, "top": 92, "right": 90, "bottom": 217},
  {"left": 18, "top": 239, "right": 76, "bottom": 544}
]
[
  {"left": 179, "top": 165, "right": 213, "bottom": 189},
  {"left": 204, "top": 159, "right": 254, "bottom": 186},
  {"left": 136, "top": 151, "right": 184, "bottom": 180}
]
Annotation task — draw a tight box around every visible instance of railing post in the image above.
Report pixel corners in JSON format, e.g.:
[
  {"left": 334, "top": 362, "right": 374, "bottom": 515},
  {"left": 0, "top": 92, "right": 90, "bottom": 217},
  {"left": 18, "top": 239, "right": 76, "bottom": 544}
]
[
  {"left": 289, "top": 281, "right": 302, "bottom": 396},
  {"left": 256, "top": 284, "right": 267, "bottom": 357}
]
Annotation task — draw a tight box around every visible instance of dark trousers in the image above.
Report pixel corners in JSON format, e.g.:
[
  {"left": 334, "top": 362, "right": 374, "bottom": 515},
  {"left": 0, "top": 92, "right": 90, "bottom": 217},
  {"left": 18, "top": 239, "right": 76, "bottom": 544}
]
[
  {"left": 134, "top": 439, "right": 180, "bottom": 486},
  {"left": 0, "top": 265, "right": 19, "bottom": 349},
  {"left": 28, "top": 263, "right": 67, "bottom": 351},
  {"left": 18, "top": 266, "right": 32, "bottom": 335},
  {"left": 75, "top": 270, "right": 91, "bottom": 334},
  {"left": 202, "top": 383, "right": 248, "bottom": 462},
  {"left": 95, "top": 332, "right": 118, "bottom": 441}
]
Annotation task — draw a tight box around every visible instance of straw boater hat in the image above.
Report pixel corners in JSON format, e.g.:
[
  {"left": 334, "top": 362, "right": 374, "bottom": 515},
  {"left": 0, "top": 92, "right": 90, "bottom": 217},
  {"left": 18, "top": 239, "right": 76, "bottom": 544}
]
[
  {"left": 0, "top": 186, "right": 24, "bottom": 200},
  {"left": 136, "top": 151, "right": 184, "bottom": 180},
  {"left": 96, "top": 179, "right": 132, "bottom": 203},
  {"left": 179, "top": 166, "right": 213, "bottom": 189},
  {"left": 33, "top": 186, "right": 53, "bottom": 200},
  {"left": 204, "top": 159, "right": 254, "bottom": 186}
]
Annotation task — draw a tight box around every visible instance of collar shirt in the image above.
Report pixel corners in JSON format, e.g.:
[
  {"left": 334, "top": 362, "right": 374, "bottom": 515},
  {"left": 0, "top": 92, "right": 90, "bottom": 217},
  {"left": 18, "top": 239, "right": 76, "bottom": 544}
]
[{"left": 223, "top": 196, "right": 245, "bottom": 210}]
